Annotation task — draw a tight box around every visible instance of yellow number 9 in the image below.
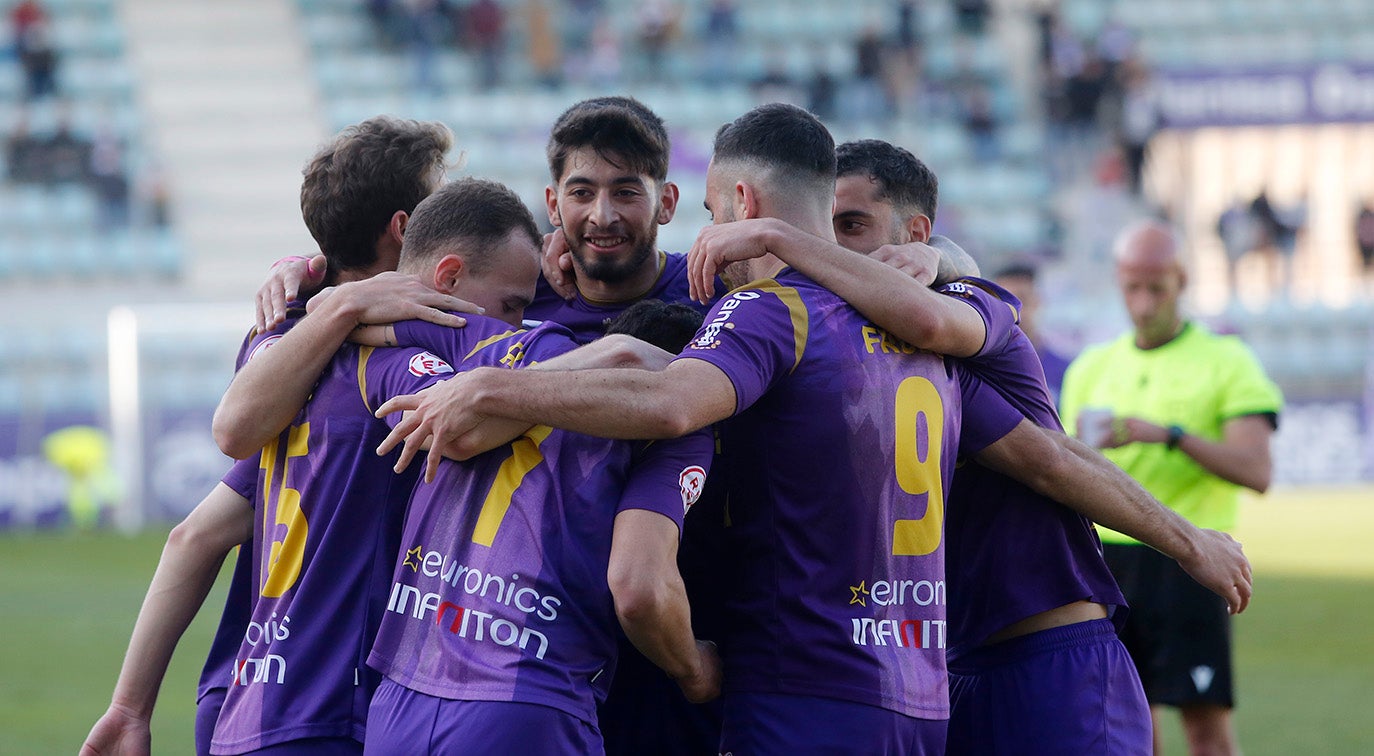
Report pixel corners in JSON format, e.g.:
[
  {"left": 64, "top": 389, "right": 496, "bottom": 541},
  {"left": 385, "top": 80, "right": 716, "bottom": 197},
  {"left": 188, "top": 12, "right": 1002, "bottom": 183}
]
[{"left": 892, "top": 377, "right": 945, "bottom": 556}]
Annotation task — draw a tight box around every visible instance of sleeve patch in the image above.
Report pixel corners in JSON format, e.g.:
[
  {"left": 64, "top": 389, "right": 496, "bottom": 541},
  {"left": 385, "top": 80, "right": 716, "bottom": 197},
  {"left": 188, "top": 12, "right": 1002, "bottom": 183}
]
[
  {"left": 408, "top": 351, "right": 455, "bottom": 377},
  {"left": 679, "top": 465, "right": 707, "bottom": 515}
]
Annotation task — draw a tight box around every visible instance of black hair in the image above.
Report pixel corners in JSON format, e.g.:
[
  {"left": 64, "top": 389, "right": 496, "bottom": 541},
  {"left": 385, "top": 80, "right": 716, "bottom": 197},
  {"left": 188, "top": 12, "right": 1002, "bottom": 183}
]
[
  {"left": 604, "top": 300, "right": 706, "bottom": 354},
  {"left": 836, "top": 139, "right": 938, "bottom": 221}
]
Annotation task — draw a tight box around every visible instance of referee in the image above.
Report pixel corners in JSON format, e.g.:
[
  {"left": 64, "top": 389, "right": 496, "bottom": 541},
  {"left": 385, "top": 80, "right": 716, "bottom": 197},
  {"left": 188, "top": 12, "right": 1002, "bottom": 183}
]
[{"left": 1060, "top": 220, "right": 1283, "bottom": 756}]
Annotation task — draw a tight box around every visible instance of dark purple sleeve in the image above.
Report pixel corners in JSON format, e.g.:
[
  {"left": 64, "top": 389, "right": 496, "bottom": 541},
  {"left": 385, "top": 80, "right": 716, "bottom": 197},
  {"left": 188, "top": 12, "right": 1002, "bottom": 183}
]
[
  {"left": 937, "top": 277, "right": 1022, "bottom": 361},
  {"left": 220, "top": 456, "right": 259, "bottom": 502},
  {"left": 618, "top": 429, "right": 715, "bottom": 535},
  {"left": 673, "top": 288, "right": 798, "bottom": 415},
  {"left": 957, "top": 370, "right": 1025, "bottom": 458}
]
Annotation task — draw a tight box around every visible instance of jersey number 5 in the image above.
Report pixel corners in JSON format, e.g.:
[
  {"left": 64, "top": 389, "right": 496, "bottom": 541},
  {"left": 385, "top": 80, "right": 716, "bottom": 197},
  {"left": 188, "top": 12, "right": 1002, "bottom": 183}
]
[
  {"left": 259, "top": 423, "right": 310, "bottom": 597},
  {"left": 892, "top": 377, "right": 945, "bottom": 556}
]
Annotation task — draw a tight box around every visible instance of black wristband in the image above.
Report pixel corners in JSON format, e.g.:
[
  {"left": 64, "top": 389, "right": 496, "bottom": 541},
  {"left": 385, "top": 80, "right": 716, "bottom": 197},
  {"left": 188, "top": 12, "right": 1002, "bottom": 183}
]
[{"left": 1166, "top": 425, "right": 1185, "bottom": 450}]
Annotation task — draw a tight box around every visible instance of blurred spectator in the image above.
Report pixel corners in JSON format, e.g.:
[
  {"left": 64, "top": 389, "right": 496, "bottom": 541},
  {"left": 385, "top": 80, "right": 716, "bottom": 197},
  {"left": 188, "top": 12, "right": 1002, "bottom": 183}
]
[
  {"left": 466, "top": 0, "right": 506, "bottom": 90},
  {"left": 1116, "top": 58, "right": 1160, "bottom": 195},
  {"left": 585, "top": 18, "right": 622, "bottom": 88},
  {"left": 1216, "top": 197, "right": 1259, "bottom": 300},
  {"left": 89, "top": 120, "right": 130, "bottom": 230},
  {"left": 1250, "top": 190, "right": 1304, "bottom": 298},
  {"left": 562, "top": 0, "right": 603, "bottom": 59},
  {"left": 366, "top": 0, "right": 403, "bottom": 48},
  {"left": 850, "top": 25, "right": 891, "bottom": 120},
  {"left": 636, "top": 0, "right": 678, "bottom": 84},
  {"left": 954, "top": 0, "right": 990, "bottom": 35},
  {"left": 5, "top": 112, "right": 44, "bottom": 182},
  {"left": 17, "top": 18, "right": 59, "bottom": 100},
  {"left": 751, "top": 50, "right": 797, "bottom": 105},
  {"left": 9, "top": 0, "right": 45, "bottom": 36},
  {"left": 888, "top": 0, "right": 922, "bottom": 115},
  {"left": 806, "top": 56, "right": 837, "bottom": 122},
  {"left": 961, "top": 85, "right": 998, "bottom": 163},
  {"left": 42, "top": 112, "right": 92, "bottom": 185},
  {"left": 400, "top": 0, "right": 443, "bottom": 94},
  {"left": 525, "top": 0, "right": 562, "bottom": 89},
  {"left": 1356, "top": 201, "right": 1374, "bottom": 275},
  {"left": 993, "top": 262, "right": 1074, "bottom": 400},
  {"left": 701, "top": 0, "right": 738, "bottom": 85},
  {"left": 1033, "top": 0, "right": 1057, "bottom": 71},
  {"left": 1095, "top": 14, "right": 1135, "bottom": 75}
]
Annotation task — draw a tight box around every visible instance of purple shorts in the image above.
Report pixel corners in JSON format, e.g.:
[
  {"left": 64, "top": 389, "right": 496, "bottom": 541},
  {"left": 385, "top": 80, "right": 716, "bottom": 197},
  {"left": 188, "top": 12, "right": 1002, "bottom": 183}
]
[
  {"left": 364, "top": 678, "right": 602, "bottom": 755},
  {"left": 947, "top": 618, "right": 1150, "bottom": 755},
  {"left": 720, "top": 691, "right": 946, "bottom": 755}
]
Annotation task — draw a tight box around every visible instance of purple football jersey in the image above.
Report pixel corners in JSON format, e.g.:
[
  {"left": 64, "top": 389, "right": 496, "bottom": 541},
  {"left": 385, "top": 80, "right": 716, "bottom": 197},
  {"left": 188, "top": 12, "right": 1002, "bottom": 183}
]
[
  {"left": 676, "top": 269, "right": 963, "bottom": 720},
  {"left": 198, "top": 313, "right": 304, "bottom": 708},
  {"left": 937, "top": 278, "right": 1125, "bottom": 657},
  {"left": 367, "top": 400, "right": 712, "bottom": 725},
  {"left": 525, "top": 251, "right": 716, "bottom": 343},
  {"left": 210, "top": 316, "right": 566, "bottom": 754}
]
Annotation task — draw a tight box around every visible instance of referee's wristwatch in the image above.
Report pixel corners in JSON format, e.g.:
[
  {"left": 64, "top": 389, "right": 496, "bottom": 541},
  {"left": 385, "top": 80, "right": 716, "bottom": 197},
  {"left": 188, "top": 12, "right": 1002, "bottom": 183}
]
[{"left": 1165, "top": 424, "right": 1185, "bottom": 450}]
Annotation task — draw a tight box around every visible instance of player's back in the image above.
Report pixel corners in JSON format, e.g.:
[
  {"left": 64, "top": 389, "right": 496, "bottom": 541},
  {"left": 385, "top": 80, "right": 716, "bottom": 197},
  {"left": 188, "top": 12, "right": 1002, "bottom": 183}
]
[
  {"left": 680, "top": 269, "right": 963, "bottom": 720},
  {"left": 367, "top": 416, "right": 710, "bottom": 726},
  {"left": 210, "top": 316, "right": 544, "bottom": 754}
]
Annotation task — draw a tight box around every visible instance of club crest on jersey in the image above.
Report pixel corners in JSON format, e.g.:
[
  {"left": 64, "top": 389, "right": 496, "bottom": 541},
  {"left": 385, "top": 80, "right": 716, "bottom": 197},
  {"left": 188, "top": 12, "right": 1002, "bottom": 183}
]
[
  {"left": 246, "top": 334, "right": 283, "bottom": 363},
  {"left": 679, "top": 465, "right": 706, "bottom": 514},
  {"left": 408, "top": 351, "right": 454, "bottom": 377}
]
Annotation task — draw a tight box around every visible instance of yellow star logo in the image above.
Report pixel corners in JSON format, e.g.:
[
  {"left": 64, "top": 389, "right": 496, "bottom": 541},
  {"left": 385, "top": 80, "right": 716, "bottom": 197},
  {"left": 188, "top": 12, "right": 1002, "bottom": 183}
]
[
  {"left": 849, "top": 581, "right": 869, "bottom": 607},
  {"left": 403, "top": 545, "right": 423, "bottom": 572}
]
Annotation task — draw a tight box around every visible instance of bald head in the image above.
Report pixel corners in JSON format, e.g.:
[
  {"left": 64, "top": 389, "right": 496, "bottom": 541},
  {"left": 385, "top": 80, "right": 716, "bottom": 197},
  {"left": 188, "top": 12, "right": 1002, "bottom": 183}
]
[
  {"left": 1113, "top": 219, "right": 1181, "bottom": 271},
  {"left": 1112, "top": 219, "right": 1187, "bottom": 348}
]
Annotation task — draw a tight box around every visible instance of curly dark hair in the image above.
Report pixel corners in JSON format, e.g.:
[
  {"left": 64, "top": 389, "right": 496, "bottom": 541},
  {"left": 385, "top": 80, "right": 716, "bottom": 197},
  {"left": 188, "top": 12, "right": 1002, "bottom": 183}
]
[
  {"left": 836, "top": 139, "right": 938, "bottom": 222},
  {"left": 300, "top": 116, "right": 452, "bottom": 283},
  {"left": 546, "top": 96, "right": 671, "bottom": 184}
]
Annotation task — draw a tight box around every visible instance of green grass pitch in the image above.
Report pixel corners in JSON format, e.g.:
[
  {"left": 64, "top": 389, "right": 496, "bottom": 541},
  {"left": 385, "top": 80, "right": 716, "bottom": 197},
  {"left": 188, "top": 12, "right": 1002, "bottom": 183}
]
[{"left": 1, "top": 486, "right": 1371, "bottom": 754}]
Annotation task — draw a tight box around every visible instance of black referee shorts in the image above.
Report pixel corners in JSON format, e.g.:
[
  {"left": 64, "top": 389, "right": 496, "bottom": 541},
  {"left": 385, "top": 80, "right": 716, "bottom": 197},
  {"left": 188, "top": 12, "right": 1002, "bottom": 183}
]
[{"left": 1104, "top": 542, "right": 1235, "bottom": 709}]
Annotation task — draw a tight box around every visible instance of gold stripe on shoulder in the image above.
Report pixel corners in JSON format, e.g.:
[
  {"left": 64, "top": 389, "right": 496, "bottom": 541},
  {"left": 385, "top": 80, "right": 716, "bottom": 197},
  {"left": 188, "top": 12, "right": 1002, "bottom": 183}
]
[
  {"left": 465, "top": 329, "right": 525, "bottom": 361},
  {"left": 357, "top": 346, "right": 375, "bottom": 415},
  {"left": 746, "top": 279, "right": 808, "bottom": 371}
]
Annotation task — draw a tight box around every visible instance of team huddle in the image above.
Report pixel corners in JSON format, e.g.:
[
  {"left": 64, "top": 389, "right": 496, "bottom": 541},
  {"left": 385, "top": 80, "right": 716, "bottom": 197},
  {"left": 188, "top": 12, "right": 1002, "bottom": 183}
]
[{"left": 82, "top": 98, "right": 1257, "bottom": 756}]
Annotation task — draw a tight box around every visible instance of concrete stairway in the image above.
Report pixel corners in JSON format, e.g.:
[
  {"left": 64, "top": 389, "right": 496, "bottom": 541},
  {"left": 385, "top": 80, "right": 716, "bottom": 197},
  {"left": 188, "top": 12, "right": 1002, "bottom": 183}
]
[{"left": 119, "top": 0, "right": 326, "bottom": 301}]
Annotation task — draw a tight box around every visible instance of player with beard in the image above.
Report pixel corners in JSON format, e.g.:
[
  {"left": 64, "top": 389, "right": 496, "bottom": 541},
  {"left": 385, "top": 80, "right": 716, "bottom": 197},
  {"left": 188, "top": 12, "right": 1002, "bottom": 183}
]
[{"left": 524, "top": 96, "right": 716, "bottom": 343}]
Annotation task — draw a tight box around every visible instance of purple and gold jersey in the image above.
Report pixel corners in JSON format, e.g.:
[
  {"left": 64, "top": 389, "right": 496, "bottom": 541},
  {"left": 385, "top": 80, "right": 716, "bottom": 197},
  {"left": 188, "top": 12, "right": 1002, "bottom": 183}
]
[
  {"left": 526, "top": 251, "right": 715, "bottom": 343},
  {"left": 676, "top": 269, "right": 963, "bottom": 720},
  {"left": 938, "top": 278, "right": 1125, "bottom": 656},
  {"left": 367, "top": 388, "right": 712, "bottom": 724},
  {"left": 210, "top": 316, "right": 565, "bottom": 754},
  {"left": 198, "top": 313, "right": 303, "bottom": 709}
]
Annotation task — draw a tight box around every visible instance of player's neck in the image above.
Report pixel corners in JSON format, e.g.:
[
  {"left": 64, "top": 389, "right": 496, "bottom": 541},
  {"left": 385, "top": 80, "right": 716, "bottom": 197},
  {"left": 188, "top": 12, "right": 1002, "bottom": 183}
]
[
  {"left": 1134, "top": 318, "right": 1185, "bottom": 350},
  {"left": 575, "top": 251, "right": 664, "bottom": 303}
]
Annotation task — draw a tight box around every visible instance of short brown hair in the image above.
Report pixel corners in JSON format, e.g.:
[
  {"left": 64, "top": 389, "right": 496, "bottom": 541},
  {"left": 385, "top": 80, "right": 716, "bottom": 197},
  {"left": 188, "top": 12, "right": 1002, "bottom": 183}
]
[
  {"left": 546, "top": 97, "right": 670, "bottom": 185},
  {"left": 300, "top": 116, "right": 452, "bottom": 282},
  {"left": 400, "top": 178, "right": 541, "bottom": 275}
]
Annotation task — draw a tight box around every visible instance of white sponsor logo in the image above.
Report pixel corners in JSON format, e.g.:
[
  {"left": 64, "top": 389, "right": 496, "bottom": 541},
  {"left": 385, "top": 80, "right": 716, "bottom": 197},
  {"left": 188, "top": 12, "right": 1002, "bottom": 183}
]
[
  {"left": 850, "top": 617, "right": 946, "bottom": 650},
  {"left": 679, "top": 466, "right": 706, "bottom": 514},
  {"left": 691, "top": 291, "right": 761, "bottom": 348},
  {"left": 401, "top": 545, "right": 562, "bottom": 621},
  {"left": 387, "top": 582, "right": 552, "bottom": 660},
  {"left": 408, "top": 351, "right": 454, "bottom": 377}
]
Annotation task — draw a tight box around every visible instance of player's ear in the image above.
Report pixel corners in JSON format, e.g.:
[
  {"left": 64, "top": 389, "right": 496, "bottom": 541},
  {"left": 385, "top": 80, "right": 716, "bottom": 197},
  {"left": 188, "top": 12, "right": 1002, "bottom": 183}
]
[
  {"left": 388, "top": 210, "right": 408, "bottom": 244},
  {"left": 656, "top": 180, "right": 679, "bottom": 225},
  {"left": 736, "top": 181, "right": 758, "bottom": 220},
  {"left": 434, "top": 254, "right": 466, "bottom": 294},
  {"left": 905, "top": 213, "right": 932, "bottom": 244},
  {"left": 545, "top": 185, "right": 561, "bottom": 228}
]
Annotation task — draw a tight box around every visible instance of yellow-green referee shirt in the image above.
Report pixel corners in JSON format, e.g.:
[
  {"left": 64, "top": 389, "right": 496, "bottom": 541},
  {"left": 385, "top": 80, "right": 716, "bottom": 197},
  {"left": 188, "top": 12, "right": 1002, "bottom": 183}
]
[{"left": 1060, "top": 322, "right": 1283, "bottom": 543}]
